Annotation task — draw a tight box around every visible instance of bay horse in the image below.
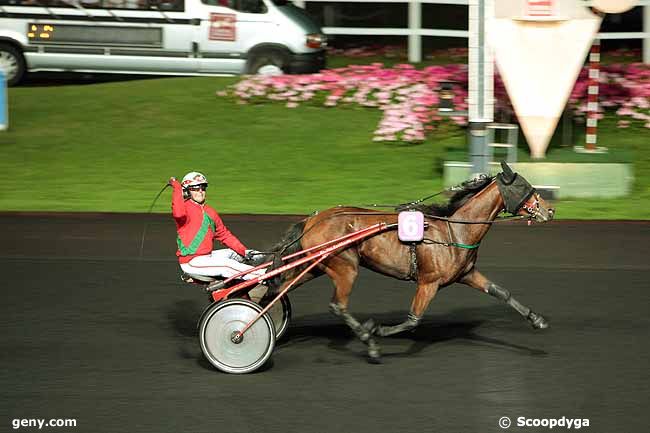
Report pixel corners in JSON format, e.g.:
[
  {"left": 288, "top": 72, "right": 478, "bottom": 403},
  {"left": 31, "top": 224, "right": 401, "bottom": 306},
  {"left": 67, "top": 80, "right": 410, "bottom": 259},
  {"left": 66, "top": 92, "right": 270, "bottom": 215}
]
[{"left": 268, "top": 162, "right": 555, "bottom": 362}]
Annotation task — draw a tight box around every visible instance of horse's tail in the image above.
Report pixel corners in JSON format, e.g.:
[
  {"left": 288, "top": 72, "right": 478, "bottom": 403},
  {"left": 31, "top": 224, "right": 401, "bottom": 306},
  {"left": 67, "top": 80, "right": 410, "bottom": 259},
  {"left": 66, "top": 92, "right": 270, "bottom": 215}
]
[
  {"left": 270, "top": 220, "right": 306, "bottom": 257},
  {"left": 265, "top": 220, "right": 307, "bottom": 292}
]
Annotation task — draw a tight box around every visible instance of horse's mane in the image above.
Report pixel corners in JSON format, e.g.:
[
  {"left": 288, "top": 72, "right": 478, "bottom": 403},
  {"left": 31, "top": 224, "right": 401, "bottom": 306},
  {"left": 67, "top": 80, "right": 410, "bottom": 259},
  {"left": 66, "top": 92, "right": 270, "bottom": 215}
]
[{"left": 408, "top": 174, "right": 496, "bottom": 217}]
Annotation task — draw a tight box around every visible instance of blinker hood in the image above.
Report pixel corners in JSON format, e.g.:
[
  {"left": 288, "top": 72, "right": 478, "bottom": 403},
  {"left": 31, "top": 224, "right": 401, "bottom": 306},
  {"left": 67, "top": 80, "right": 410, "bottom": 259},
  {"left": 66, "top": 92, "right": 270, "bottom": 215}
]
[{"left": 496, "top": 162, "right": 535, "bottom": 214}]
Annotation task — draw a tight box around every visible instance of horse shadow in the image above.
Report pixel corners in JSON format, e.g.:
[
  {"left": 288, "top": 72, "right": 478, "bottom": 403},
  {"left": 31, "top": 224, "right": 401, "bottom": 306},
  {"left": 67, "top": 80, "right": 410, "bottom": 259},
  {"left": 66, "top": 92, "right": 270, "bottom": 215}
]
[
  {"left": 165, "top": 301, "right": 548, "bottom": 369},
  {"left": 277, "top": 305, "right": 548, "bottom": 359}
]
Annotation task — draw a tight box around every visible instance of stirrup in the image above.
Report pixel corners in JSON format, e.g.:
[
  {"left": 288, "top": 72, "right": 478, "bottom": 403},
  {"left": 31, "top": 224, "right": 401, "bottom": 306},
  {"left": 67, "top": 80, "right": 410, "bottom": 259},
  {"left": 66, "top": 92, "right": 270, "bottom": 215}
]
[
  {"left": 180, "top": 273, "right": 195, "bottom": 284},
  {"left": 205, "top": 280, "right": 226, "bottom": 293}
]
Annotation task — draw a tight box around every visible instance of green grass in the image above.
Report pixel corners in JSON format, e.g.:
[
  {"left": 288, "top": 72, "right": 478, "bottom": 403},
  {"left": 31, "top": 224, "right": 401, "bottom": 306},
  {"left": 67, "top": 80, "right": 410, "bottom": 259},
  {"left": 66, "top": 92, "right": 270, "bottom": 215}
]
[
  {"left": 0, "top": 77, "right": 463, "bottom": 214},
  {"left": 444, "top": 126, "right": 636, "bottom": 164},
  {"left": 0, "top": 76, "right": 648, "bottom": 218}
]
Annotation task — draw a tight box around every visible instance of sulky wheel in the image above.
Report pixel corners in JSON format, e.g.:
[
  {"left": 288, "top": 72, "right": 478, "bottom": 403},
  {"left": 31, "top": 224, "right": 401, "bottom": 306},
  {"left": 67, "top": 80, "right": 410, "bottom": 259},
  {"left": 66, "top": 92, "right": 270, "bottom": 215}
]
[
  {"left": 199, "top": 299, "right": 275, "bottom": 374},
  {"left": 248, "top": 284, "right": 292, "bottom": 340},
  {"left": 261, "top": 294, "right": 292, "bottom": 340}
]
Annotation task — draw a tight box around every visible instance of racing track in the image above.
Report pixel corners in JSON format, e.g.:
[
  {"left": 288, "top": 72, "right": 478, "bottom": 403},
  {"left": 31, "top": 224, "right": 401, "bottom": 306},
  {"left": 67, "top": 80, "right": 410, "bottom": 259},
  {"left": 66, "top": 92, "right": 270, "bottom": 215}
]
[{"left": 1, "top": 214, "right": 648, "bottom": 433}]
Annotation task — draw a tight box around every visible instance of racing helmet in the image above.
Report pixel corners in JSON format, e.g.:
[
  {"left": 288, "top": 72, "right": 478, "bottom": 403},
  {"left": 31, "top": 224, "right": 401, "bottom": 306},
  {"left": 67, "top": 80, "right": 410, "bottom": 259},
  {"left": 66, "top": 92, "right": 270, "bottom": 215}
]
[{"left": 181, "top": 171, "right": 208, "bottom": 189}]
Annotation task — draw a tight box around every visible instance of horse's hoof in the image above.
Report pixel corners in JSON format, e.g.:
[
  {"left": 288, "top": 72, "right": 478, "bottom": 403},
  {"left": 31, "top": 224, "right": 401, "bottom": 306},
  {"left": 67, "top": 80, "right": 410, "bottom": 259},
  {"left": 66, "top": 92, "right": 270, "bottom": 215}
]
[
  {"left": 528, "top": 312, "right": 549, "bottom": 329},
  {"left": 367, "top": 349, "right": 382, "bottom": 364}
]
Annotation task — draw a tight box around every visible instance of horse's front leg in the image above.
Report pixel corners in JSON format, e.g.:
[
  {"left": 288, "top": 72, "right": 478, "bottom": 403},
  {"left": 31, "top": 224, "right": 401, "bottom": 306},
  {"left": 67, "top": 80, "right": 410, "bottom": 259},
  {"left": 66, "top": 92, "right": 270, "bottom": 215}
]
[
  {"left": 461, "top": 269, "right": 549, "bottom": 329},
  {"left": 375, "top": 281, "right": 440, "bottom": 337}
]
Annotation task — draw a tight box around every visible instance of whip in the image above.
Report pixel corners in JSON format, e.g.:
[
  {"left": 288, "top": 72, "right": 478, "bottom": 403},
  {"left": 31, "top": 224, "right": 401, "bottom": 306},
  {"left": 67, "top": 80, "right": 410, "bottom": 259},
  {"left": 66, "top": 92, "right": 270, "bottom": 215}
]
[{"left": 139, "top": 183, "right": 170, "bottom": 259}]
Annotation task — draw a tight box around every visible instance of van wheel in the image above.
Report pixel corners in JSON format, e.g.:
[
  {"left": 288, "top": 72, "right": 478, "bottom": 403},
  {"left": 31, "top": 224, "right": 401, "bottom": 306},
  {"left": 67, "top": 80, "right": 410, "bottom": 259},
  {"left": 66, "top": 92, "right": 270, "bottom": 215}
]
[
  {"left": 247, "top": 49, "right": 289, "bottom": 76},
  {"left": 0, "top": 43, "right": 26, "bottom": 86}
]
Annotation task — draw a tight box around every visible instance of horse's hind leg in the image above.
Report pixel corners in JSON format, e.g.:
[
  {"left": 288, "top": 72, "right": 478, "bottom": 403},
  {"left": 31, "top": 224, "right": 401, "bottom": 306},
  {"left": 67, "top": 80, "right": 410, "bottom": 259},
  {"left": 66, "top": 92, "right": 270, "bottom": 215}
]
[
  {"left": 325, "top": 260, "right": 382, "bottom": 363},
  {"left": 329, "top": 303, "right": 381, "bottom": 363},
  {"left": 375, "top": 280, "right": 440, "bottom": 337},
  {"left": 461, "top": 269, "right": 549, "bottom": 329}
]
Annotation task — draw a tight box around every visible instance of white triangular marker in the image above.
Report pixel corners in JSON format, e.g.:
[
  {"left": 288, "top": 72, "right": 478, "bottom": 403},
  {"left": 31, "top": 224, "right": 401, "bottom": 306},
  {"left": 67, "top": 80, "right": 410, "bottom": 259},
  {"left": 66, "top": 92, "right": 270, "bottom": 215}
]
[
  {"left": 593, "top": 0, "right": 635, "bottom": 14},
  {"left": 489, "top": 1, "right": 601, "bottom": 158}
]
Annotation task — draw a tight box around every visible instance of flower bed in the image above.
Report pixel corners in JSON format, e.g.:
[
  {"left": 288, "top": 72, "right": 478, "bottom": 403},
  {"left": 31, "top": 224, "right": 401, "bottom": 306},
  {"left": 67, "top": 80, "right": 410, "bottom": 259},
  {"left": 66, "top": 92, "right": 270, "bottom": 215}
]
[{"left": 218, "top": 51, "right": 650, "bottom": 144}]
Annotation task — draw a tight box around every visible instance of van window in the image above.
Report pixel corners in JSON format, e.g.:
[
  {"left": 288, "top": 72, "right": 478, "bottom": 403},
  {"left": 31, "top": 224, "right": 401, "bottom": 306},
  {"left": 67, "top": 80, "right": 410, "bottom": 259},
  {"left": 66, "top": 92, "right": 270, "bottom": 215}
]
[
  {"left": 201, "top": 0, "right": 266, "bottom": 14},
  {"left": 0, "top": 0, "right": 184, "bottom": 11}
]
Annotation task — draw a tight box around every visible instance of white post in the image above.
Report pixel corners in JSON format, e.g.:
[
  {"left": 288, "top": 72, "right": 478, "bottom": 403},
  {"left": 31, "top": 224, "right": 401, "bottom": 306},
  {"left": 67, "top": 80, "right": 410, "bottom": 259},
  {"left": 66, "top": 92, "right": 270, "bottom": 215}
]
[
  {"left": 293, "top": 0, "right": 305, "bottom": 8},
  {"left": 468, "top": 0, "right": 494, "bottom": 175},
  {"left": 468, "top": 0, "right": 494, "bottom": 122},
  {"left": 408, "top": 0, "right": 422, "bottom": 63},
  {"left": 643, "top": 6, "right": 650, "bottom": 65}
]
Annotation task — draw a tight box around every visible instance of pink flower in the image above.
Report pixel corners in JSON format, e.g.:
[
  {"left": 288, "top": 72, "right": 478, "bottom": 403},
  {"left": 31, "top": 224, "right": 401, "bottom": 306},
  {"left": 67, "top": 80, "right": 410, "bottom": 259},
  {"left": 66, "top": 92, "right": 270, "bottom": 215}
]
[
  {"left": 617, "top": 107, "right": 634, "bottom": 116},
  {"left": 220, "top": 53, "right": 650, "bottom": 144}
]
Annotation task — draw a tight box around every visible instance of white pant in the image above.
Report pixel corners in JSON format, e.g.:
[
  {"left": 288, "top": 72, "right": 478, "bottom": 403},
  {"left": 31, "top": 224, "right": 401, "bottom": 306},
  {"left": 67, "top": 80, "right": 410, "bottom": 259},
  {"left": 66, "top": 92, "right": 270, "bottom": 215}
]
[{"left": 180, "top": 249, "right": 265, "bottom": 282}]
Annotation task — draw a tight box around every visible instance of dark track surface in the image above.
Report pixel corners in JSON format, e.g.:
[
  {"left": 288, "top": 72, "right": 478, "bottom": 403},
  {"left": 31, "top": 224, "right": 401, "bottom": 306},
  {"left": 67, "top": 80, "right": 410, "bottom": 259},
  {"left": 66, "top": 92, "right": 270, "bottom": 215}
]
[{"left": 1, "top": 214, "right": 648, "bottom": 433}]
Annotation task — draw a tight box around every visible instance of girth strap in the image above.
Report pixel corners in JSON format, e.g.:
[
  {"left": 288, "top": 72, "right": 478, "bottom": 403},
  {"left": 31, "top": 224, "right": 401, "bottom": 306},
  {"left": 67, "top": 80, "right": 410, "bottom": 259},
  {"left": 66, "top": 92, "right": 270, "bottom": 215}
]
[
  {"left": 409, "top": 243, "right": 418, "bottom": 281},
  {"left": 449, "top": 241, "right": 480, "bottom": 249}
]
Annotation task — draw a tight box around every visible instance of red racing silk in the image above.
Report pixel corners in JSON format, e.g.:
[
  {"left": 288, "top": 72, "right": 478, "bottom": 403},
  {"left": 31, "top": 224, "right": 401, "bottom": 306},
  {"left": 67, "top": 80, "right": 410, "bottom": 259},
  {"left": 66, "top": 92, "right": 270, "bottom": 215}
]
[{"left": 171, "top": 180, "right": 247, "bottom": 264}]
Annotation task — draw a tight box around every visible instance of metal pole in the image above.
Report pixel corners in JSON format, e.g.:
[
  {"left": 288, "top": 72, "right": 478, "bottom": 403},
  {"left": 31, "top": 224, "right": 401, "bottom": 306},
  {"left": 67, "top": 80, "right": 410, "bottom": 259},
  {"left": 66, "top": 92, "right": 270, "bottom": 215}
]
[
  {"left": 0, "top": 70, "right": 7, "bottom": 131},
  {"left": 408, "top": 0, "right": 422, "bottom": 63},
  {"left": 468, "top": 0, "right": 494, "bottom": 175},
  {"left": 643, "top": 6, "right": 650, "bottom": 65}
]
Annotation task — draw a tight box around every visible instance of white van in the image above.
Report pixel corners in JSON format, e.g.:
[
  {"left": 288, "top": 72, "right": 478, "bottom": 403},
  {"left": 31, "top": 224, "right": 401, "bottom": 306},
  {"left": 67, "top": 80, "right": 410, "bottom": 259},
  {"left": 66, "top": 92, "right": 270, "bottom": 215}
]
[{"left": 0, "top": 0, "right": 326, "bottom": 85}]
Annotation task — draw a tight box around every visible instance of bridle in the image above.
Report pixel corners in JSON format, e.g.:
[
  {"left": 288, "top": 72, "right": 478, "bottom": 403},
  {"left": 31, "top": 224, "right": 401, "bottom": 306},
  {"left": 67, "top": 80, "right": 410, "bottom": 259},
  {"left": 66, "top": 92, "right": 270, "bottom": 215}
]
[{"left": 521, "top": 193, "right": 542, "bottom": 220}]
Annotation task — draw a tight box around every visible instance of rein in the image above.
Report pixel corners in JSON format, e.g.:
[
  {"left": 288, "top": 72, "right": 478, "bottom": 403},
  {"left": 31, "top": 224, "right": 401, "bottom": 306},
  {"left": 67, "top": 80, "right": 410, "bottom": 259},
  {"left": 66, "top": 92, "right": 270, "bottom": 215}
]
[
  {"left": 422, "top": 238, "right": 481, "bottom": 249},
  {"left": 331, "top": 211, "right": 528, "bottom": 225},
  {"left": 364, "top": 190, "right": 447, "bottom": 209},
  {"left": 263, "top": 182, "right": 531, "bottom": 258},
  {"left": 361, "top": 181, "right": 529, "bottom": 225},
  {"left": 269, "top": 210, "right": 525, "bottom": 259}
]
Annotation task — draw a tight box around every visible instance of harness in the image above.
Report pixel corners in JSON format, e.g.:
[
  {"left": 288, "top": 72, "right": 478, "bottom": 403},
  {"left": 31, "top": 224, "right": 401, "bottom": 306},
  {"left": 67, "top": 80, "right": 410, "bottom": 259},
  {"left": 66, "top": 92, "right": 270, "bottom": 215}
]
[
  {"left": 177, "top": 211, "right": 216, "bottom": 256},
  {"left": 269, "top": 163, "right": 536, "bottom": 282},
  {"left": 408, "top": 244, "right": 418, "bottom": 281},
  {"left": 406, "top": 220, "right": 480, "bottom": 281}
]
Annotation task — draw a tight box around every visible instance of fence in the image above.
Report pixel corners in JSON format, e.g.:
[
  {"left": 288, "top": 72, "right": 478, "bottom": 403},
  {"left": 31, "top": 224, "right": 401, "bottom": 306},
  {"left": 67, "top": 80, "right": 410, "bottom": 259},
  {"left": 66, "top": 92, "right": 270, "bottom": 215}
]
[{"left": 293, "top": 0, "right": 650, "bottom": 63}]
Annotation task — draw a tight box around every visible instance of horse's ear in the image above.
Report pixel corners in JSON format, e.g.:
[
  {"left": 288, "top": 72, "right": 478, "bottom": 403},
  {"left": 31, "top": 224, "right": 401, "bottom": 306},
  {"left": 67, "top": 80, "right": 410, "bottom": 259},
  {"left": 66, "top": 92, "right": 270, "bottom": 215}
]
[{"left": 500, "top": 161, "right": 515, "bottom": 182}]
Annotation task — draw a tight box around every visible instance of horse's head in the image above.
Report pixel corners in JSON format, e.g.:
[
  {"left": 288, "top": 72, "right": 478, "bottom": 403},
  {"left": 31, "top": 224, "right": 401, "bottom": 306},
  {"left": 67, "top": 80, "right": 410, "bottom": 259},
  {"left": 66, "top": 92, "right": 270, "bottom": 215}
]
[{"left": 496, "top": 162, "right": 555, "bottom": 223}]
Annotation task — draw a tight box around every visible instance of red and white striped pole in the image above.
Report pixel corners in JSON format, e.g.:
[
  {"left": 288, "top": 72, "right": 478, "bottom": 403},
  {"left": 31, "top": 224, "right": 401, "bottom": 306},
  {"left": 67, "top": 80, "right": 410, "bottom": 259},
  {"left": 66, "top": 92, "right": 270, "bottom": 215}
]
[{"left": 585, "top": 39, "right": 600, "bottom": 151}]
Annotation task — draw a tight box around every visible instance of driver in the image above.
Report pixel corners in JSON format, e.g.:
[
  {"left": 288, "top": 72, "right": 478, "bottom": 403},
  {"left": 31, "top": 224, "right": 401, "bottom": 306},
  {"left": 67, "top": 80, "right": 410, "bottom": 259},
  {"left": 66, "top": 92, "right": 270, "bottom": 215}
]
[{"left": 169, "top": 171, "right": 265, "bottom": 283}]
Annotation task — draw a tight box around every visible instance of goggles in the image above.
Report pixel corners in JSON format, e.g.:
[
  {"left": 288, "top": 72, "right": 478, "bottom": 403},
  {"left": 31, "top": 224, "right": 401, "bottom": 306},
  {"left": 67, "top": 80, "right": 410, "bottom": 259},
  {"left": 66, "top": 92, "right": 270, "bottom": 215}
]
[{"left": 187, "top": 184, "right": 208, "bottom": 192}]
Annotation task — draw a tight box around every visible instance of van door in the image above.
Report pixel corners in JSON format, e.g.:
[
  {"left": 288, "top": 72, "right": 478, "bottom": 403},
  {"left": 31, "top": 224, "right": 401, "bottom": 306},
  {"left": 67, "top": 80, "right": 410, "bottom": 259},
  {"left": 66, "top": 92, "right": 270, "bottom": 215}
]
[{"left": 195, "top": 0, "right": 275, "bottom": 73}]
